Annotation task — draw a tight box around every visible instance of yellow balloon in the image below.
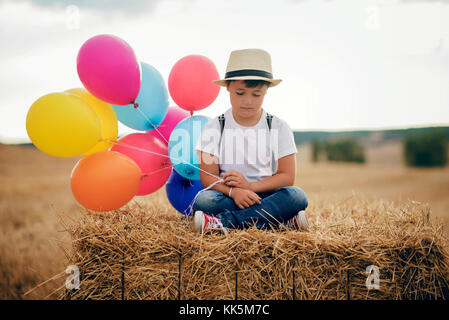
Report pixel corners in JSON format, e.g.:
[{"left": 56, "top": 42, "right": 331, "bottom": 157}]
[
  {"left": 26, "top": 92, "right": 101, "bottom": 157},
  {"left": 66, "top": 88, "right": 118, "bottom": 155}
]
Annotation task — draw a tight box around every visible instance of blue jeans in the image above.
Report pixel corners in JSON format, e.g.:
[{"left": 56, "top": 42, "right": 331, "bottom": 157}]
[{"left": 192, "top": 186, "right": 308, "bottom": 230}]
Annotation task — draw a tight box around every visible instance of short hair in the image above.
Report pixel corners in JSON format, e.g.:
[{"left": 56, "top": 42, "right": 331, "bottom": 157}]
[{"left": 226, "top": 79, "right": 271, "bottom": 88}]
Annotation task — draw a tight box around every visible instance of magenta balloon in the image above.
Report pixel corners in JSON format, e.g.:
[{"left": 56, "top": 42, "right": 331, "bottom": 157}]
[
  {"left": 146, "top": 106, "right": 190, "bottom": 145},
  {"left": 110, "top": 133, "right": 172, "bottom": 196},
  {"left": 77, "top": 34, "right": 141, "bottom": 106},
  {"left": 168, "top": 55, "right": 220, "bottom": 111}
]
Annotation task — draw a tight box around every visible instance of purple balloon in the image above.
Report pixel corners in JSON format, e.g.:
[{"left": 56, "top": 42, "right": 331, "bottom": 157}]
[
  {"left": 146, "top": 105, "right": 190, "bottom": 145},
  {"left": 77, "top": 34, "right": 141, "bottom": 106}
]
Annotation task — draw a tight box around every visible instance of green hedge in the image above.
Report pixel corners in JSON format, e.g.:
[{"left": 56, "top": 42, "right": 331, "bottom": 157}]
[
  {"left": 404, "top": 130, "right": 448, "bottom": 167},
  {"left": 312, "top": 138, "right": 365, "bottom": 163}
]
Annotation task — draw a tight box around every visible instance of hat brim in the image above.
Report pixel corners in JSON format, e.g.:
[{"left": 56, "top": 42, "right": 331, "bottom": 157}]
[{"left": 214, "top": 76, "right": 282, "bottom": 87}]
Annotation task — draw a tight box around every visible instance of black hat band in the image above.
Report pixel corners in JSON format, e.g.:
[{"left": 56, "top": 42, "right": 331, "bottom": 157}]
[{"left": 225, "top": 69, "right": 273, "bottom": 80}]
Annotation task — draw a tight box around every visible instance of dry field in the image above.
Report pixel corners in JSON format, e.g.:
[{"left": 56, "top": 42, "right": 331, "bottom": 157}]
[{"left": 0, "top": 142, "right": 448, "bottom": 299}]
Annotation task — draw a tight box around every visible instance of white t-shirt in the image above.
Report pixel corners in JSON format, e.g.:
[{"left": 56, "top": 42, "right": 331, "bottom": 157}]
[{"left": 195, "top": 108, "right": 297, "bottom": 182}]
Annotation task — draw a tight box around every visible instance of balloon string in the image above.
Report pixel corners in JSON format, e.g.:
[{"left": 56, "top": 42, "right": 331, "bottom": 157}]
[
  {"left": 186, "top": 178, "right": 223, "bottom": 216},
  {"left": 141, "top": 166, "right": 172, "bottom": 179},
  {"left": 108, "top": 139, "right": 224, "bottom": 218},
  {"left": 102, "top": 138, "right": 227, "bottom": 216},
  {"left": 134, "top": 107, "right": 170, "bottom": 145},
  {"left": 103, "top": 139, "right": 223, "bottom": 182}
]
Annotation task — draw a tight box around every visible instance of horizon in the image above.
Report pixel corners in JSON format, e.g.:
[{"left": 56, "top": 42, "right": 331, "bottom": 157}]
[
  {"left": 292, "top": 122, "right": 449, "bottom": 133},
  {"left": 3, "top": 122, "right": 449, "bottom": 146}
]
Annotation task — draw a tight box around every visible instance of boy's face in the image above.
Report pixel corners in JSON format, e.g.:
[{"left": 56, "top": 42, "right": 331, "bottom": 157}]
[{"left": 226, "top": 80, "right": 268, "bottom": 119}]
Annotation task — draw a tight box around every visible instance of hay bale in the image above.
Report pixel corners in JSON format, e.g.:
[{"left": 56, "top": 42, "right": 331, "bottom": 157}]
[{"left": 61, "top": 197, "right": 449, "bottom": 300}]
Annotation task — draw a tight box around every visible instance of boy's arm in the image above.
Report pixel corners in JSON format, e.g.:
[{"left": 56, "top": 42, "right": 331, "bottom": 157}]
[
  {"left": 197, "top": 151, "right": 232, "bottom": 195},
  {"left": 248, "top": 153, "right": 296, "bottom": 193}
]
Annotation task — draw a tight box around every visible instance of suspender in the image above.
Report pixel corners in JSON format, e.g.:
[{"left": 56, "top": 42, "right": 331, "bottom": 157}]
[
  {"left": 219, "top": 112, "right": 273, "bottom": 138},
  {"left": 266, "top": 113, "right": 273, "bottom": 131},
  {"left": 218, "top": 113, "right": 274, "bottom": 168},
  {"left": 218, "top": 114, "right": 225, "bottom": 135},
  {"left": 218, "top": 113, "right": 277, "bottom": 174}
]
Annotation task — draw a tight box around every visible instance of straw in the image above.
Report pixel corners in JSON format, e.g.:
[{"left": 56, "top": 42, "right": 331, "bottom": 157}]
[{"left": 55, "top": 197, "right": 449, "bottom": 300}]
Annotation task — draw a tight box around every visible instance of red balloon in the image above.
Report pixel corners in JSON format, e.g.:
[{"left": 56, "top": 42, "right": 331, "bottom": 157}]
[
  {"left": 168, "top": 55, "right": 220, "bottom": 111},
  {"left": 146, "top": 106, "right": 190, "bottom": 145},
  {"left": 111, "top": 133, "right": 172, "bottom": 196}
]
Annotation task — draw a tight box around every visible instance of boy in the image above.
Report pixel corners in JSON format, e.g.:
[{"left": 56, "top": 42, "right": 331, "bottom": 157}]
[{"left": 193, "top": 48, "right": 309, "bottom": 234}]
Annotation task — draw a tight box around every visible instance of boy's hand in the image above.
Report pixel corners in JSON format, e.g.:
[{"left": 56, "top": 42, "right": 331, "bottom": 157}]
[
  {"left": 223, "top": 170, "right": 252, "bottom": 190},
  {"left": 230, "top": 187, "right": 261, "bottom": 209}
]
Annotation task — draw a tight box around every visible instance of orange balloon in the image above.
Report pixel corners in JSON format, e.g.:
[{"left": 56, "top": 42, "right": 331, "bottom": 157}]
[{"left": 70, "top": 151, "right": 142, "bottom": 211}]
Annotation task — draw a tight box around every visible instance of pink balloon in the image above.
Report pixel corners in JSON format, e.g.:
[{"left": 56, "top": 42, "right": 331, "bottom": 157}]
[
  {"left": 168, "top": 55, "right": 220, "bottom": 111},
  {"left": 77, "top": 34, "right": 141, "bottom": 106},
  {"left": 111, "top": 133, "right": 172, "bottom": 196},
  {"left": 146, "top": 106, "right": 190, "bottom": 145}
]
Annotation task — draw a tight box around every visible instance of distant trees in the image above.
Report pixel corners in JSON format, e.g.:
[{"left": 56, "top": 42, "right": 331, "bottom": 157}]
[
  {"left": 311, "top": 139, "right": 325, "bottom": 162},
  {"left": 307, "top": 128, "right": 448, "bottom": 167},
  {"left": 311, "top": 138, "right": 365, "bottom": 163},
  {"left": 404, "top": 130, "right": 448, "bottom": 167}
]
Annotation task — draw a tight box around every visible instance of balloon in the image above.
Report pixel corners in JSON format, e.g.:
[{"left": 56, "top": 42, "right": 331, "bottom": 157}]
[
  {"left": 166, "top": 168, "right": 204, "bottom": 216},
  {"left": 168, "top": 55, "right": 220, "bottom": 112},
  {"left": 112, "top": 62, "right": 169, "bottom": 131},
  {"left": 110, "top": 133, "right": 172, "bottom": 196},
  {"left": 77, "top": 34, "right": 141, "bottom": 105},
  {"left": 168, "top": 115, "right": 210, "bottom": 180},
  {"left": 65, "top": 88, "right": 118, "bottom": 155},
  {"left": 26, "top": 92, "right": 101, "bottom": 157},
  {"left": 70, "top": 151, "right": 142, "bottom": 211},
  {"left": 146, "top": 106, "right": 190, "bottom": 145}
]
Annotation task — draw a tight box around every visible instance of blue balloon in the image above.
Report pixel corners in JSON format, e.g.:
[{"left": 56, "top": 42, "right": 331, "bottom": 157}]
[
  {"left": 168, "top": 115, "right": 210, "bottom": 180},
  {"left": 166, "top": 168, "right": 204, "bottom": 216},
  {"left": 112, "top": 62, "right": 169, "bottom": 131}
]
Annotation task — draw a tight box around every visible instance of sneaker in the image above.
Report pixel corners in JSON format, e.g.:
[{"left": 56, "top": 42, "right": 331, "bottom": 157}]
[
  {"left": 193, "top": 211, "right": 228, "bottom": 234},
  {"left": 284, "top": 210, "right": 309, "bottom": 231}
]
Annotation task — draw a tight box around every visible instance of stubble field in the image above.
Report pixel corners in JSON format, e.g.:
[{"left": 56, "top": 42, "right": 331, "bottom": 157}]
[{"left": 0, "top": 142, "right": 448, "bottom": 299}]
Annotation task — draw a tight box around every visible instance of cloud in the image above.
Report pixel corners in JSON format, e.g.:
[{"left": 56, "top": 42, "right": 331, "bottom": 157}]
[
  {"left": 288, "top": 0, "right": 334, "bottom": 3},
  {"left": 2, "top": 0, "right": 163, "bottom": 15},
  {"left": 399, "top": 0, "right": 449, "bottom": 4}
]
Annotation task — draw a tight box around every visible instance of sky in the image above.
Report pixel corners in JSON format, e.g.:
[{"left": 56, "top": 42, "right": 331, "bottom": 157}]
[{"left": 1, "top": 0, "right": 448, "bottom": 143}]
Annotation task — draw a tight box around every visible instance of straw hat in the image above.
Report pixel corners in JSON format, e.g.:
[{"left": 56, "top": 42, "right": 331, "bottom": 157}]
[{"left": 214, "top": 48, "right": 282, "bottom": 87}]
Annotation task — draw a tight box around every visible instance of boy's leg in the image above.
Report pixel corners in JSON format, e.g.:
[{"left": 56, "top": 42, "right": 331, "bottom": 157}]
[
  {"left": 192, "top": 190, "right": 239, "bottom": 216},
  {"left": 214, "top": 186, "right": 308, "bottom": 230}
]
